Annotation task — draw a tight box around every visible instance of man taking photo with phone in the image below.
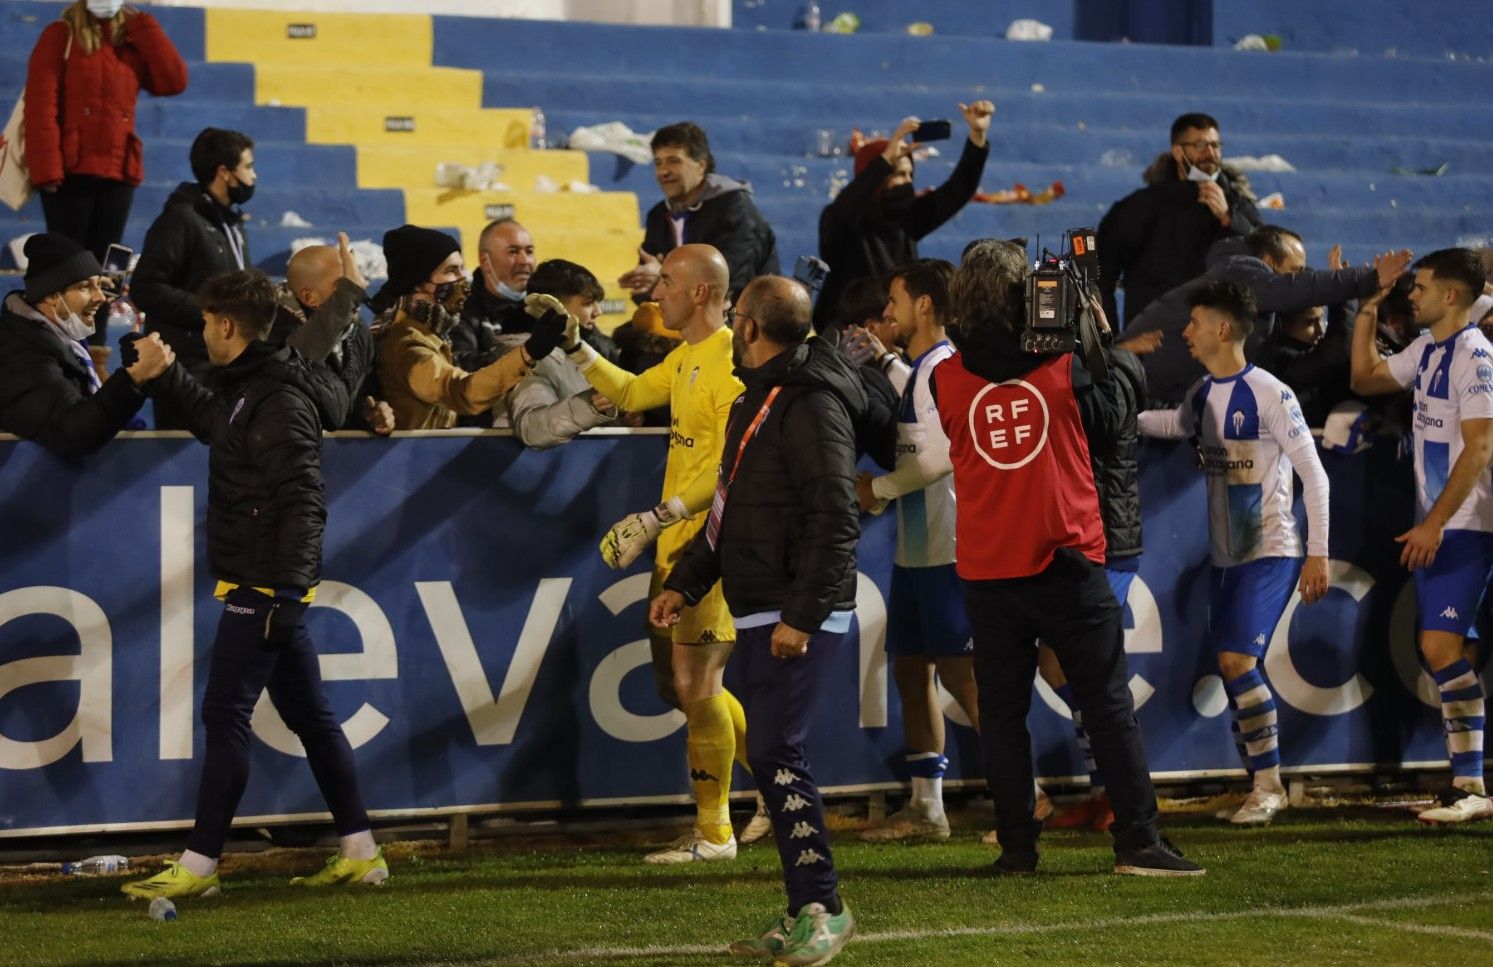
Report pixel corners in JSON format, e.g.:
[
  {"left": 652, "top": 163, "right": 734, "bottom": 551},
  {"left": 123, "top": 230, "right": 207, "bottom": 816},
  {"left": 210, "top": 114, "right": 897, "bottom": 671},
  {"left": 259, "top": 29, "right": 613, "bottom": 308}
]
[{"left": 814, "top": 101, "right": 993, "bottom": 328}]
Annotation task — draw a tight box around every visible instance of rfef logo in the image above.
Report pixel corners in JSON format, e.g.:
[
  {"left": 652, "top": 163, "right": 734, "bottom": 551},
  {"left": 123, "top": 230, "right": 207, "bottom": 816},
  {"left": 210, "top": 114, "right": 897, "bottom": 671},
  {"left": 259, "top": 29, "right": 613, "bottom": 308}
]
[{"left": 967, "top": 379, "right": 1050, "bottom": 469}]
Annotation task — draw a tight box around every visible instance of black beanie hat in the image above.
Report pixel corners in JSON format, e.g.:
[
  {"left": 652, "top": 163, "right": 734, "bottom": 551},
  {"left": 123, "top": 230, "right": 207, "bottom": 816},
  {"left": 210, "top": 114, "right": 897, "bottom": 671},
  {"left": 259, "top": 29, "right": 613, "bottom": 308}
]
[
  {"left": 23, "top": 233, "right": 103, "bottom": 302},
  {"left": 370, "top": 224, "right": 461, "bottom": 313}
]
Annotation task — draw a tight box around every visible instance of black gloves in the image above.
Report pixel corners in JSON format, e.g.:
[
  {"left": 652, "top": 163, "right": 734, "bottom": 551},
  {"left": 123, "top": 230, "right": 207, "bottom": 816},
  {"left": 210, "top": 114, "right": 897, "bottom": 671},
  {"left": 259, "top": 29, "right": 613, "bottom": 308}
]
[
  {"left": 521, "top": 292, "right": 580, "bottom": 362},
  {"left": 118, "top": 331, "right": 142, "bottom": 368}
]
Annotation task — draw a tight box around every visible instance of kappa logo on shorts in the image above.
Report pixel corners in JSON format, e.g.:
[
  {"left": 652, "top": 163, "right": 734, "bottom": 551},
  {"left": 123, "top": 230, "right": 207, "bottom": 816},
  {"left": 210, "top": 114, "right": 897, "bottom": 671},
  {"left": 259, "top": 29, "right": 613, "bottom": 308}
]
[
  {"left": 1441, "top": 606, "right": 1460, "bottom": 620},
  {"left": 789, "top": 821, "right": 819, "bottom": 839},
  {"left": 689, "top": 769, "right": 719, "bottom": 783},
  {"left": 224, "top": 603, "right": 256, "bottom": 616},
  {"left": 781, "top": 793, "right": 811, "bottom": 812},
  {"left": 1253, "top": 633, "right": 1267, "bottom": 647},
  {"left": 697, "top": 629, "right": 721, "bottom": 643},
  {"left": 794, "top": 848, "right": 827, "bottom": 867},
  {"left": 773, "top": 768, "right": 800, "bottom": 786}
]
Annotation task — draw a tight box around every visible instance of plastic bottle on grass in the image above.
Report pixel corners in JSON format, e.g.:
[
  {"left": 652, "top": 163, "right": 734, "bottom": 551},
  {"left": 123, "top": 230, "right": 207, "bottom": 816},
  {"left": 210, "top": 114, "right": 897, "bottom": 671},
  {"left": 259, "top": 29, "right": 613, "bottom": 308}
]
[
  {"left": 149, "top": 897, "right": 178, "bottom": 922},
  {"left": 62, "top": 855, "right": 128, "bottom": 875}
]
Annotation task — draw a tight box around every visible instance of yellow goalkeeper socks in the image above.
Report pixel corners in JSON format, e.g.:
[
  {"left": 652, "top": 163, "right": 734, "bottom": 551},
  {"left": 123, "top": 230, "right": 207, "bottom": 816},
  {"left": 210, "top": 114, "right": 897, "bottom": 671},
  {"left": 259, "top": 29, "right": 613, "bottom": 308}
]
[
  {"left": 684, "top": 694, "right": 735, "bottom": 845},
  {"left": 723, "top": 688, "right": 750, "bottom": 771}
]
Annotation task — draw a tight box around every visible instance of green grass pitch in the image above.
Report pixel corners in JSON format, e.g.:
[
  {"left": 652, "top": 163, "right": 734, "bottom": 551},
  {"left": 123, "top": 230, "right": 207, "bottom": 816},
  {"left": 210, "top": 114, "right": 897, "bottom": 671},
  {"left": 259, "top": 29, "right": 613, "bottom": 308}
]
[{"left": 4, "top": 809, "right": 1489, "bottom": 965}]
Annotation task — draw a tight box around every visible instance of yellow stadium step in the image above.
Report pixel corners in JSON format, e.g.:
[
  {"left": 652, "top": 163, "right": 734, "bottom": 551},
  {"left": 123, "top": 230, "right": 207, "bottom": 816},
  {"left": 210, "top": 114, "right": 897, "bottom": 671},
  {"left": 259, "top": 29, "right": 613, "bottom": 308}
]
[
  {"left": 252, "top": 65, "right": 483, "bottom": 112},
  {"left": 205, "top": 8, "right": 432, "bottom": 66},
  {"left": 355, "top": 146, "right": 590, "bottom": 193},
  {"left": 303, "top": 105, "right": 534, "bottom": 149},
  {"left": 401, "top": 189, "right": 640, "bottom": 237}
]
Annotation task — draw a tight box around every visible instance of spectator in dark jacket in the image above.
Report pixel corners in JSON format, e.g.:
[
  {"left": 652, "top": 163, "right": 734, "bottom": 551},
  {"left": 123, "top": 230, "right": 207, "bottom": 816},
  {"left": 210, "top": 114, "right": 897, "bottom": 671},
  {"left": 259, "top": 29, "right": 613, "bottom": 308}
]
[
  {"left": 1125, "top": 226, "right": 1412, "bottom": 405},
  {"left": 122, "top": 269, "right": 385, "bottom": 903},
  {"left": 0, "top": 233, "right": 173, "bottom": 457},
  {"left": 25, "top": 1, "right": 187, "bottom": 359},
  {"left": 132, "top": 127, "right": 256, "bottom": 428},
  {"left": 654, "top": 275, "right": 863, "bottom": 963},
  {"left": 267, "top": 235, "right": 394, "bottom": 434},
  {"left": 451, "top": 217, "right": 535, "bottom": 373},
  {"left": 618, "top": 122, "right": 779, "bottom": 302},
  {"left": 1098, "top": 112, "right": 1260, "bottom": 326},
  {"left": 815, "top": 102, "right": 993, "bottom": 328}
]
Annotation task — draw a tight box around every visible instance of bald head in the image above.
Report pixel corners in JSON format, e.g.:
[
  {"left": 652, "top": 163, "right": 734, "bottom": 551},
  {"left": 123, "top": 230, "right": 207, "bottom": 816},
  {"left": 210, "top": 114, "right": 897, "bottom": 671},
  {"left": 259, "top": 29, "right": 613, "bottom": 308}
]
[
  {"left": 740, "top": 275, "right": 812, "bottom": 346},
  {"left": 286, "top": 245, "right": 342, "bottom": 309},
  {"left": 667, "top": 243, "right": 730, "bottom": 305}
]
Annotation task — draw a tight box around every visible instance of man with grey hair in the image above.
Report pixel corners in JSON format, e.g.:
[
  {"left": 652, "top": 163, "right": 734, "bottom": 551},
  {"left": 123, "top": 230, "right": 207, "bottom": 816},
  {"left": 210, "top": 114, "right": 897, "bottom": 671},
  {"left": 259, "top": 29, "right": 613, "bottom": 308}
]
[{"left": 932, "top": 239, "right": 1202, "bottom": 877}]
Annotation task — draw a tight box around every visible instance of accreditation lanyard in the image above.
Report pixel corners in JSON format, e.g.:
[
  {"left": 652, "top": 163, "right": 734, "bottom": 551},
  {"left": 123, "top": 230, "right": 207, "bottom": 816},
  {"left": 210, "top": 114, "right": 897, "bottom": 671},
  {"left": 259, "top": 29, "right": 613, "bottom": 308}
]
[{"left": 705, "top": 385, "right": 782, "bottom": 550}]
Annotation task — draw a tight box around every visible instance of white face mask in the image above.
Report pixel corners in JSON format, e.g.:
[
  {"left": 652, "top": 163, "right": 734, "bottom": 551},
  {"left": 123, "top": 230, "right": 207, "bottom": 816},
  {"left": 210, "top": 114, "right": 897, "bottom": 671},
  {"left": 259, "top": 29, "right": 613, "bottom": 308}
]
[
  {"left": 495, "top": 280, "right": 526, "bottom": 302},
  {"left": 1185, "top": 159, "right": 1222, "bottom": 183},
  {"left": 48, "top": 305, "right": 95, "bottom": 341},
  {"left": 86, "top": 0, "right": 125, "bottom": 18}
]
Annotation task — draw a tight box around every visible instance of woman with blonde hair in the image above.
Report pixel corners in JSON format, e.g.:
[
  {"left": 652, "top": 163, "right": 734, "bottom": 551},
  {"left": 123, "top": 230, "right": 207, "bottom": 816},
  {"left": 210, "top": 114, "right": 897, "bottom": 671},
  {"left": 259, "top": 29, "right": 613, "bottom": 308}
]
[{"left": 24, "top": 1, "right": 187, "bottom": 360}]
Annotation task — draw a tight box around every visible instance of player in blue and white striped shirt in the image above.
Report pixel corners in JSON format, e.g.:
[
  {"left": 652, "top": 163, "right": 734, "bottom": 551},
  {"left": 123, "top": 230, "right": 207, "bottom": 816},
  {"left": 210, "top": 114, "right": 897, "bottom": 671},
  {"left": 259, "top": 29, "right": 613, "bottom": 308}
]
[
  {"left": 1140, "top": 279, "right": 1331, "bottom": 826},
  {"left": 1352, "top": 247, "right": 1493, "bottom": 825}
]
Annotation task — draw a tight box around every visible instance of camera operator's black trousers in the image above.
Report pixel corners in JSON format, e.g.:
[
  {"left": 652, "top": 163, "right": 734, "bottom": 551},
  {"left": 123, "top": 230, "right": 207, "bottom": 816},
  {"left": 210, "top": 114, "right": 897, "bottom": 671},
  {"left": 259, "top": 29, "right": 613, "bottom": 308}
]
[
  {"left": 963, "top": 547, "right": 1160, "bottom": 856},
  {"left": 185, "top": 597, "right": 372, "bottom": 859}
]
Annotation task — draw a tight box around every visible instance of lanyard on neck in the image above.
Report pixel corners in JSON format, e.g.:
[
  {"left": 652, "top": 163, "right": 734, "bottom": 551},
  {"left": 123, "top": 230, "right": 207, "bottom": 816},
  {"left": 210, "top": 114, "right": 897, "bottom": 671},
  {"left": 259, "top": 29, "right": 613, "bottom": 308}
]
[{"left": 723, "top": 386, "right": 782, "bottom": 488}]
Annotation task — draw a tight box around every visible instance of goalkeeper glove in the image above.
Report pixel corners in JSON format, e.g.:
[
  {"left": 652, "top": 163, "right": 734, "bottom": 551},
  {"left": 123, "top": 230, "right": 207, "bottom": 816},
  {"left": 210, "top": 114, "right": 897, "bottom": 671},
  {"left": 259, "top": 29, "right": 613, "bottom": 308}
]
[
  {"left": 600, "top": 496, "right": 688, "bottom": 569},
  {"left": 522, "top": 292, "right": 579, "bottom": 360}
]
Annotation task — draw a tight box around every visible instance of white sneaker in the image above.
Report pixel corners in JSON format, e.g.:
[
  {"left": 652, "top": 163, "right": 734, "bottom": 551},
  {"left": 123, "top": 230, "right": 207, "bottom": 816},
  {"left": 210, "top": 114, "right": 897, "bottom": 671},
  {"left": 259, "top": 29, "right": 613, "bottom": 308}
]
[
  {"left": 739, "top": 796, "right": 773, "bottom": 845},
  {"left": 860, "top": 806, "right": 950, "bottom": 843},
  {"left": 1417, "top": 787, "right": 1493, "bottom": 825},
  {"left": 1230, "top": 788, "right": 1288, "bottom": 825},
  {"left": 643, "top": 828, "right": 738, "bottom": 865}
]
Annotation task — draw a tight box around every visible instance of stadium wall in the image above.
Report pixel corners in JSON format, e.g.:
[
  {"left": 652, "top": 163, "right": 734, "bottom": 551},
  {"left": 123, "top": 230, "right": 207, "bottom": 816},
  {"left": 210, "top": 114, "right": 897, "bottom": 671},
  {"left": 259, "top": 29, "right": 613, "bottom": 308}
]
[
  {"left": 0, "top": 432, "right": 1482, "bottom": 838},
  {"left": 147, "top": 0, "right": 733, "bottom": 27}
]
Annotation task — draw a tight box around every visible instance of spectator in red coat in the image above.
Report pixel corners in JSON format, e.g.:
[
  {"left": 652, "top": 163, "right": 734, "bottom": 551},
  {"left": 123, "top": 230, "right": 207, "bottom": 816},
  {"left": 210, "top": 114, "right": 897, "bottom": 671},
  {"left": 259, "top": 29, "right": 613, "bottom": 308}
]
[{"left": 24, "top": 1, "right": 188, "bottom": 359}]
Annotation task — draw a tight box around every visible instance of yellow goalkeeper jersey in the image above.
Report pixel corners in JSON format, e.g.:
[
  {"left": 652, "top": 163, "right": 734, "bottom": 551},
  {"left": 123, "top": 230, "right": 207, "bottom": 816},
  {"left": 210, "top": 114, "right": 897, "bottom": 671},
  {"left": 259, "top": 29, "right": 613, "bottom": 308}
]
[{"left": 579, "top": 326, "right": 743, "bottom": 558}]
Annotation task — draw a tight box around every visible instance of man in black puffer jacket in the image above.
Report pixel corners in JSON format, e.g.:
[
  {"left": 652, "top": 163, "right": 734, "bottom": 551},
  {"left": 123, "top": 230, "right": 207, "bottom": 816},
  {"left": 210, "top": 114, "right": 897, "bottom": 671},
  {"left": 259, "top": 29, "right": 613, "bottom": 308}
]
[
  {"left": 132, "top": 128, "right": 257, "bottom": 428},
  {"left": 653, "top": 276, "right": 862, "bottom": 964},
  {"left": 122, "top": 270, "right": 388, "bottom": 903}
]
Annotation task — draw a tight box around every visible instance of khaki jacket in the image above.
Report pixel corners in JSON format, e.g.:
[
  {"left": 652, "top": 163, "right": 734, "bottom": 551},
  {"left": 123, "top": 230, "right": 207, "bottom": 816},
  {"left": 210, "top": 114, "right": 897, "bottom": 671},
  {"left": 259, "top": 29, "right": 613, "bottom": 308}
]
[{"left": 375, "top": 313, "right": 530, "bottom": 430}]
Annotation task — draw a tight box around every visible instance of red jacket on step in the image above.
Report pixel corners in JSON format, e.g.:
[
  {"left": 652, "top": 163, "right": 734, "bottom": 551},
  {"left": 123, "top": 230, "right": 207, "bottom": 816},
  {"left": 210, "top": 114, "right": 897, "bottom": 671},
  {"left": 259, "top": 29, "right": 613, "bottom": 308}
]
[{"left": 24, "top": 12, "right": 188, "bottom": 189}]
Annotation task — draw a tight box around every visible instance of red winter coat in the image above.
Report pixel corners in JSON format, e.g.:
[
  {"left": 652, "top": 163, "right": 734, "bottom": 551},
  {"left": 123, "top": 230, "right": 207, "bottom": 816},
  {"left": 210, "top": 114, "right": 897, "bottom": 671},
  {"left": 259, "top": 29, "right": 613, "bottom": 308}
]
[{"left": 24, "top": 13, "right": 188, "bottom": 189}]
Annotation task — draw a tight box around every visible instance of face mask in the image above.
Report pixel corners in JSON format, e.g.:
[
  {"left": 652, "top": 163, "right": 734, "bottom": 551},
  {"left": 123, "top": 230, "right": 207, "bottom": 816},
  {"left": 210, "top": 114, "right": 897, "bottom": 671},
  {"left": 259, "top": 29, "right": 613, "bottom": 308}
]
[
  {"left": 495, "top": 280, "right": 525, "bottom": 303},
  {"left": 48, "top": 304, "right": 95, "bottom": 341},
  {"left": 879, "top": 183, "right": 916, "bottom": 216},
  {"left": 227, "top": 179, "right": 255, "bottom": 206},
  {"left": 433, "top": 277, "right": 471, "bottom": 315},
  {"left": 1184, "top": 160, "right": 1221, "bottom": 183},
  {"left": 86, "top": 0, "right": 124, "bottom": 18}
]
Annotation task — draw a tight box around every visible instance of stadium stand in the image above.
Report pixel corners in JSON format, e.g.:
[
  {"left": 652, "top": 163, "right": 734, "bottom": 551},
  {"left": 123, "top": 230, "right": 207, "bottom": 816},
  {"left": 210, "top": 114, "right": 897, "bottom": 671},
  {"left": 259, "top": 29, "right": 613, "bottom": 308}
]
[{"left": 2, "top": 0, "right": 1491, "bottom": 313}]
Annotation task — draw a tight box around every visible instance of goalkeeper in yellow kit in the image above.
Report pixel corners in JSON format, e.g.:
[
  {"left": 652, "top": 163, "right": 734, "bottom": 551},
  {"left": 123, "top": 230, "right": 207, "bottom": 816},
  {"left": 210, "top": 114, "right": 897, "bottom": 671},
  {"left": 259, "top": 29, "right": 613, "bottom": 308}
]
[{"left": 564, "top": 244, "right": 751, "bottom": 863}]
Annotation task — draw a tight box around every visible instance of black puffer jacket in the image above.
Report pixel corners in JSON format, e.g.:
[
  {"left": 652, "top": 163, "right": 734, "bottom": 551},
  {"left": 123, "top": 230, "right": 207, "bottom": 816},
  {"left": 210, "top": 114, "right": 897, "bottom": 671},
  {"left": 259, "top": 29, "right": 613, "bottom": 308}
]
[
  {"left": 0, "top": 292, "right": 145, "bottom": 458},
  {"left": 268, "top": 279, "right": 377, "bottom": 431},
  {"left": 148, "top": 342, "right": 349, "bottom": 591},
  {"left": 666, "top": 338, "right": 864, "bottom": 632},
  {"left": 641, "top": 174, "right": 779, "bottom": 300},
  {"left": 1090, "top": 344, "right": 1146, "bottom": 561},
  {"left": 133, "top": 182, "right": 251, "bottom": 370}
]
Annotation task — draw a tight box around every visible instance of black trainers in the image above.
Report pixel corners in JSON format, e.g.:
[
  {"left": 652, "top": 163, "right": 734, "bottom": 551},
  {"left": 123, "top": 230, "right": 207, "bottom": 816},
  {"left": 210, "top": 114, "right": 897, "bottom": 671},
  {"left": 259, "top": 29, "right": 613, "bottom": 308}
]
[
  {"left": 1114, "top": 837, "right": 1205, "bottom": 877},
  {"left": 993, "top": 850, "right": 1039, "bottom": 875}
]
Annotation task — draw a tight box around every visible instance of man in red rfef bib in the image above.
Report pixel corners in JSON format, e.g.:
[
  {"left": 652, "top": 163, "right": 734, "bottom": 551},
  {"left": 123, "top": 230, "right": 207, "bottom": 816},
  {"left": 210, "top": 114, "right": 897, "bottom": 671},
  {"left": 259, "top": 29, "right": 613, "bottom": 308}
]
[{"left": 934, "top": 239, "right": 1203, "bottom": 877}]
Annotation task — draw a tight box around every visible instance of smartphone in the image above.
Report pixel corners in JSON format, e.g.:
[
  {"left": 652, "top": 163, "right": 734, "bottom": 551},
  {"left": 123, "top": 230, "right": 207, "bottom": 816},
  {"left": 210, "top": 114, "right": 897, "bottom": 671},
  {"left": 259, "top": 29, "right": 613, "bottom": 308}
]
[
  {"left": 911, "top": 119, "right": 952, "bottom": 142},
  {"left": 102, "top": 243, "right": 133, "bottom": 280}
]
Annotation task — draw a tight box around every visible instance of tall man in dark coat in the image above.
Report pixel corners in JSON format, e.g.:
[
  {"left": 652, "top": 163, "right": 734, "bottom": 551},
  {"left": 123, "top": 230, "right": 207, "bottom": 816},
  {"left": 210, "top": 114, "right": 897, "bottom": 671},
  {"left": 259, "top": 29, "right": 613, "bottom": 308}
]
[
  {"left": 1098, "top": 112, "right": 1260, "bottom": 326},
  {"left": 652, "top": 276, "right": 864, "bottom": 965},
  {"left": 122, "top": 269, "right": 386, "bottom": 901},
  {"left": 0, "top": 233, "right": 173, "bottom": 457},
  {"left": 815, "top": 101, "right": 993, "bottom": 328},
  {"left": 132, "top": 127, "right": 256, "bottom": 428}
]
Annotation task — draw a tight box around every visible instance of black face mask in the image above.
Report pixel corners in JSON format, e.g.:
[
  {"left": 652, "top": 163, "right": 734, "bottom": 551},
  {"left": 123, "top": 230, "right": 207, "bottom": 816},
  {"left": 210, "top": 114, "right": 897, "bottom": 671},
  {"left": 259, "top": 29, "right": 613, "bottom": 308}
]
[
  {"left": 407, "top": 297, "right": 460, "bottom": 337},
  {"left": 433, "top": 277, "right": 471, "bottom": 316},
  {"left": 227, "top": 180, "right": 255, "bottom": 206},
  {"left": 879, "top": 183, "right": 916, "bottom": 218}
]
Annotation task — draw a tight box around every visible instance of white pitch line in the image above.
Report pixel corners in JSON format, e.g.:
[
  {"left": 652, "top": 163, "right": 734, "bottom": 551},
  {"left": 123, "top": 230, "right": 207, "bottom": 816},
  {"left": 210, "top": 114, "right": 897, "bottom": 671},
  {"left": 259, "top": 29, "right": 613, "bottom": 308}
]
[
  {"left": 1323, "top": 913, "right": 1493, "bottom": 943},
  {"left": 502, "top": 890, "right": 1493, "bottom": 964}
]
